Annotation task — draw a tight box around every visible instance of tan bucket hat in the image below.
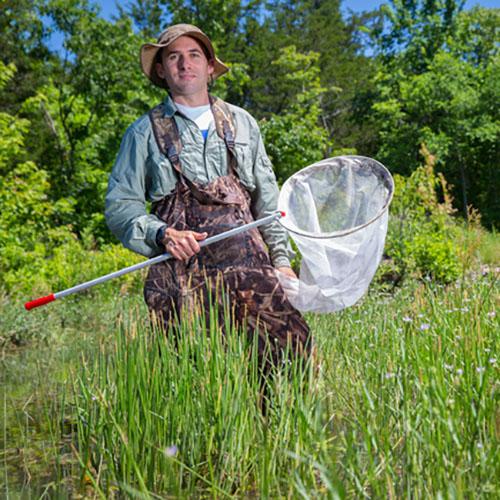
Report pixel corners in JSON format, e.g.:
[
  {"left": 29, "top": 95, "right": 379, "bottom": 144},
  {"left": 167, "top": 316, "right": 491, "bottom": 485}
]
[{"left": 140, "top": 23, "right": 229, "bottom": 89}]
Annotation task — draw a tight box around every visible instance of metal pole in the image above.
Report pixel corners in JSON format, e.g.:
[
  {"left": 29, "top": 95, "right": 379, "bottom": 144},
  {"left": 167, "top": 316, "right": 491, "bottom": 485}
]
[{"left": 24, "top": 211, "right": 284, "bottom": 310}]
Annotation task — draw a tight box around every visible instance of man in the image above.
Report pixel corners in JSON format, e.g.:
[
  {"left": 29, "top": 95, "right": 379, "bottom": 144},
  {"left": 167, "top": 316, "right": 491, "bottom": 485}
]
[{"left": 105, "top": 24, "right": 310, "bottom": 367}]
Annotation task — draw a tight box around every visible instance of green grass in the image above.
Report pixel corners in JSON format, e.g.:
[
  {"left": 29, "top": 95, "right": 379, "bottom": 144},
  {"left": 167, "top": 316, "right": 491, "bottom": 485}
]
[
  {"left": 1, "top": 270, "right": 499, "bottom": 498},
  {"left": 477, "top": 229, "right": 500, "bottom": 265}
]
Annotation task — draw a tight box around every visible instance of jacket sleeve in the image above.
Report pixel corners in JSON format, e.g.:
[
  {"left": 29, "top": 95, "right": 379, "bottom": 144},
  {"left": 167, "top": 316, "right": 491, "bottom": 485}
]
[
  {"left": 250, "top": 127, "right": 294, "bottom": 268},
  {"left": 105, "top": 126, "right": 166, "bottom": 257}
]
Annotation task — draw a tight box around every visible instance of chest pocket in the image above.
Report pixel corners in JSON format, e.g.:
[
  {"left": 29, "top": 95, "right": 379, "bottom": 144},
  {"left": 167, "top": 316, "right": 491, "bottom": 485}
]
[{"left": 233, "top": 135, "right": 256, "bottom": 192}]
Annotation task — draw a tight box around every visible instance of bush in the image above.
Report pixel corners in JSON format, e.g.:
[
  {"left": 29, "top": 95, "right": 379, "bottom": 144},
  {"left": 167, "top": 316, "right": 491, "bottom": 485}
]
[
  {"left": 408, "top": 234, "right": 460, "bottom": 282},
  {"left": 383, "top": 145, "right": 462, "bottom": 283},
  {"left": 1, "top": 235, "right": 143, "bottom": 298}
]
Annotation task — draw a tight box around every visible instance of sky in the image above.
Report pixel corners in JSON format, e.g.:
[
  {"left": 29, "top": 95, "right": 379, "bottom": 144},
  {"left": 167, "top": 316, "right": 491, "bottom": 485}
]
[{"left": 94, "top": 0, "right": 498, "bottom": 21}]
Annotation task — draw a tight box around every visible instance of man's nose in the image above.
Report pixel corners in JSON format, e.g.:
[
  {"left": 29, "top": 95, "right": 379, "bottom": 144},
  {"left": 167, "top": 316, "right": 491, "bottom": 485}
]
[{"left": 178, "top": 55, "right": 189, "bottom": 70}]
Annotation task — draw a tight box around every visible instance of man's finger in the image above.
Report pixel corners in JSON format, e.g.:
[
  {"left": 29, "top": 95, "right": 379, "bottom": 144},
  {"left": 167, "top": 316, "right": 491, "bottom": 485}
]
[
  {"left": 164, "top": 230, "right": 207, "bottom": 260},
  {"left": 174, "top": 247, "right": 189, "bottom": 261},
  {"left": 193, "top": 231, "right": 208, "bottom": 241},
  {"left": 166, "top": 241, "right": 187, "bottom": 261},
  {"left": 182, "top": 234, "right": 200, "bottom": 254},
  {"left": 184, "top": 232, "right": 207, "bottom": 254}
]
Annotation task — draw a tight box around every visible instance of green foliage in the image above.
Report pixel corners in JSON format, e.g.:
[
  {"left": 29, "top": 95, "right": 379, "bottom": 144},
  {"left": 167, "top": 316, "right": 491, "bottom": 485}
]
[
  {"left": 372, "top": 0, "right": 465, "bottom": 71},
  {"left": 475, "top": 230, "right": 500, "bottom": 265},
  {"left": 74, "top": 307, "right": 318, "bottom": 497},
  {"left": 23, "top": 5, "right": 158, "bottom": 237},
  {"left": 2, "top": 235, "right": 143, "bottom": 297},
  {"left": 210, "top": 62, "right": 251, "bottom": 102},
  {"left": 0, "top": 62, "right": 74, "bottom": 291},
  {"left": 0, "top": 0, "right": 498, "bottom": 300},
  {"left": 372, "top": 44, "right": 499, "bottom": 225},
  {"left": 259, "top": 46, "right": 331, "bottom": 182},
  {"left": 409, "top": 234, "right": 461, "bottom": 282},
  {"left": 0, "top": 62, "right": 142, "bottom": 297},
  {"left": 0, "top": 0, "right": 53, "bottom": 113},
  {"left": 369, "top": 6, "right": 500, "bottom": 227},
  {"left": 278, "top": 0, "right": 377, "bottom": 154},
  {"left": 384, "top": 145, "right": 461, "bottom": 283}
]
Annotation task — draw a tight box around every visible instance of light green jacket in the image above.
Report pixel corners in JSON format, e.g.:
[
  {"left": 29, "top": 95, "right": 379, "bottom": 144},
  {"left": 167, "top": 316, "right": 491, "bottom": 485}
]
[{"left": 105, "top": 94, "right": 292, "bottom": 267}]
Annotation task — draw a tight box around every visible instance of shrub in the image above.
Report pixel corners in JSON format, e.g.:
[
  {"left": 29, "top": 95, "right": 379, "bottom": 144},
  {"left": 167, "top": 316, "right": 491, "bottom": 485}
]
[
  {"left": 2, "top": 236, "right": 143, "bottom": 298},
  {"left": 383, "top": 145, "right": 462, "bottom": 283},
  {"left": 408, "top": 234, "right": 460, "bottom": 282}
]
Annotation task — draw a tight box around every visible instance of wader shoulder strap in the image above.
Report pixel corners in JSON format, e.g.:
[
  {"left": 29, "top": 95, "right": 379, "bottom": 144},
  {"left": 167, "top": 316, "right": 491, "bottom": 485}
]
[
  {"left": 209, "top": 95, "right": 237, "bottom": 156},
  {"left": 148, "top": 98, "right": 237, "bottom": 171},
  {"left": 149, "top": 104, "right": 183, "bottom": 173}
]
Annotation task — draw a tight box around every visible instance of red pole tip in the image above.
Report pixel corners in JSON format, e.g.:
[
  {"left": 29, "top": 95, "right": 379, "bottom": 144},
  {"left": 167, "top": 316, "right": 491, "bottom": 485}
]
[
  {"left": 280, "top": 211, "right": 286, "bottom": 217},
  {"left": 25, "top": 294, "right": 56, "bottom": 311}
]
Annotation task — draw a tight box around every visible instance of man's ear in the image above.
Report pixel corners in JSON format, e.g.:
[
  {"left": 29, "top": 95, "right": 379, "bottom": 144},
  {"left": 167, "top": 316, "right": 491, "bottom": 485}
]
[
  {"left": 207, "top": 59, "right": 215, "bottom": 77},
  {"left": 156, "top": 61, "right": 166, "bottom": 80}
]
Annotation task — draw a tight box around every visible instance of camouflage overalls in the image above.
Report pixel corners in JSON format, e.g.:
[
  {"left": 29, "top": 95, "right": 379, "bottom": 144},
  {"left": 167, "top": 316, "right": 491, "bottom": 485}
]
[{"left": 143, "top": 97, "right": 311, "bottom": 368}]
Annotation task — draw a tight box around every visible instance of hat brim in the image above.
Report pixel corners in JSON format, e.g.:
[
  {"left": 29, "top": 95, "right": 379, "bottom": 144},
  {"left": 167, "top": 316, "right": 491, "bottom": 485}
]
[{"left": 140, "top": 34, "right": 229, "bottom": 89}]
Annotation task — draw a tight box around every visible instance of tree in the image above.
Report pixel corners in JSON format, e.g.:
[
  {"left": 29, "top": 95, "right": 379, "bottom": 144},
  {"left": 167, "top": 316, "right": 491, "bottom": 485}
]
[
  {"left": 269, "top": 0, "right": 377, "bottom": 153},
  {"left": 20, "top": 1, "right": 162, "bottom": 239},
  {"left": 371, "top": 0, "right": 466, "bottom": 72},
  {"left": 0, "top": 62, "right": 74, "bottom": 286},
  {"left": 124, "top": 0, "right": 164, "bottom": 37},
  {"left": 0, "top": 0, "right": 54, "bottom": 113},
  {"left": 369, "top": 8, "right": 499, "bottom": 227},
  {"left": 260, "top": 46, "right": 332, "bottom": 182}
]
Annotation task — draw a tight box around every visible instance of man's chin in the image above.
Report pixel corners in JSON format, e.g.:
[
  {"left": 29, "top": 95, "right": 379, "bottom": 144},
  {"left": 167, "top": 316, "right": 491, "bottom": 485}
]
[{"left": 174, "top": 84, "right": 207, "bottom": 96}]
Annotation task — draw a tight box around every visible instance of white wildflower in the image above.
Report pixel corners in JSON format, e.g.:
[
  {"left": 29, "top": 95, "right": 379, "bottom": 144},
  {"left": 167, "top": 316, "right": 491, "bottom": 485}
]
[{"left": 164, "top": 445, "right": 178, "bottom": 457}]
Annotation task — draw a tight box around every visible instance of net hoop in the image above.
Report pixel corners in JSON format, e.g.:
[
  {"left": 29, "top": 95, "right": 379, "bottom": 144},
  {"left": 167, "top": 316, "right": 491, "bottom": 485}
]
[{"left": 278, "top": 155, "right": 394, "bottom": 239}]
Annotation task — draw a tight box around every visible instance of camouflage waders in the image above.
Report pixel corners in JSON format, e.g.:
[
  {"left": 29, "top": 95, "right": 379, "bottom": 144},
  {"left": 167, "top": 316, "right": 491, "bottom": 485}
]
[{"left": 143, "top": 97, "right": 311, "bottom": 369}]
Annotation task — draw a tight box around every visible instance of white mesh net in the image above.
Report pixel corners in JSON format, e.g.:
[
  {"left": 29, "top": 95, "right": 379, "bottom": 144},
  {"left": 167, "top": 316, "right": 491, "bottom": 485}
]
[{"left": 277, "top": 155, "right": 394, "bottom": 313}]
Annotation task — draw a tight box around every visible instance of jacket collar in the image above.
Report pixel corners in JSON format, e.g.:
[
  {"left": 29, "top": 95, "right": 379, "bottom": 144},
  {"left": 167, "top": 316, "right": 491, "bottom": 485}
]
[{"left": 162, "top": 93, "right": 177, "bottom": 118}]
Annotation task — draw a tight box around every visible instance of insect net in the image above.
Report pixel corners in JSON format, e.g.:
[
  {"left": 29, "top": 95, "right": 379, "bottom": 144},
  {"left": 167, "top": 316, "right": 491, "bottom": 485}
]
[{"left": 277, "top": 155, "right": 394, "bottom": 313}]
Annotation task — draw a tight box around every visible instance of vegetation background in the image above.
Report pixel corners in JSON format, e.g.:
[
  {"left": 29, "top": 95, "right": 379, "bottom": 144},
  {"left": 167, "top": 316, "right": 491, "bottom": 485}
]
[
  {"left": 0, "top": 0, "right": 498, "bottom": 497},
  {"left": 0, "top": 0, "right": 498, "bottom": 295}
]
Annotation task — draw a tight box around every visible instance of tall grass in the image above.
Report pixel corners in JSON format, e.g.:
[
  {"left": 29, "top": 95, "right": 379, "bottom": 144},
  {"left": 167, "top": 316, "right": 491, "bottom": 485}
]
[
  {"left": 75, "top": 300, "right": 324, "bottom": 498},
  {"left": 72, "top": 271, "right": 499, "bottom": 498},
  {"left": 315, "top": 274, "right": 499, "bottom": 497},
  {"left": 0, "top": 292, "right": 145, "bottom": 497}
]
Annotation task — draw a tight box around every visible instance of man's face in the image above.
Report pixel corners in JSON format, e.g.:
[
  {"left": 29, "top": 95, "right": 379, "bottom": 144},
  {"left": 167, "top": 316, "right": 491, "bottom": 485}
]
[{"left": 156, "top": 36, "right": 215, "bottom": 101}]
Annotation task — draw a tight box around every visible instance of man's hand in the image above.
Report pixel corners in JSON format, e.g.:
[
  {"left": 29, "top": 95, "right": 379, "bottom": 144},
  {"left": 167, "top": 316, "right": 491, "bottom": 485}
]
[
  {"left": 162, "top": 228, "right": 207, "bottom": 261},
  {"left": 277, "top": 266, "right": 298, "bottom": 279}
]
